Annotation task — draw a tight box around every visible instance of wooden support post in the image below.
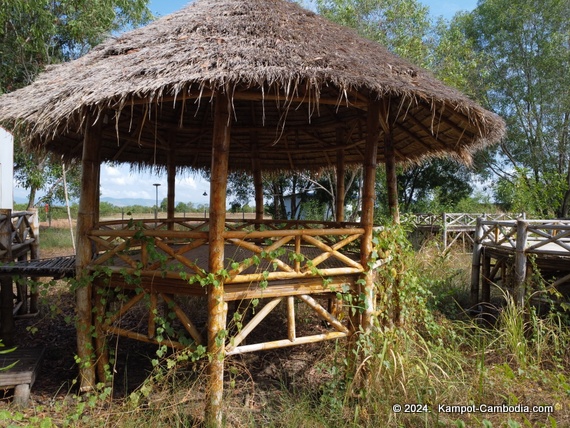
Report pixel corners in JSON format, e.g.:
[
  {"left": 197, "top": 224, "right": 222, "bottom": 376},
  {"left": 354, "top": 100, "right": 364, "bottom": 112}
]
[
  {"left": 252, "top": 135, "right": 264, "bottom": 223},
  {"left": 380, "top": 104, "right": 399, "bottom": 225},
  {"left": 514, "top": 219, "right": 528, "bottom": 307},
  {"left": 336, "top": 128, "right": 346, "bottom": 223},
  {"left": 29, "top": 209, "right": 40, "bottom": 314},
  {"left": 470, "top": 217, "right": 483, "bottom": 307},
  {"left": 442, "top": 213, "right": 448, "bottom": 251},
  {"left": 167, "top": 132, "right": 176, "bottom": 230},
  {"left": 93, "top": 284, "right": 109, "bottom": 383},
  {"left": 0, "top": 209, "right": 14, "bottom": 345},
  {"left": 482, "top": 253, "right": 491, "bottom": 306},
  {"left": 205, "top": 91, "right": 231, "bottom": 427},
  {"left": 76, "top": 117, "right": 101, "bottom": 392},
  {"left": 360, "top": 100, "right": 380, "bottom": 331}
]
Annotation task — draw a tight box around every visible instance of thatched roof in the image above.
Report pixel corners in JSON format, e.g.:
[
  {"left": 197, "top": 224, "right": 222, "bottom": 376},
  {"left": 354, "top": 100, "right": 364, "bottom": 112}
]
[{"left": 0, "top": 0, "right": 504, "bottom": 171}]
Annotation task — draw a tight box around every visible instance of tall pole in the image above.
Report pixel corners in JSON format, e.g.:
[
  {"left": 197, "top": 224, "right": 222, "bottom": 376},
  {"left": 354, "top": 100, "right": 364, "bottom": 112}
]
[
  {"left": 206, "top": 91, "right": 231, "bottom": 427},
  {"left": 360, "top": 100, "right": 380, "bottom": 331},
  {"left": 76, "top": 117, "right": 101, "bottom": 391}
]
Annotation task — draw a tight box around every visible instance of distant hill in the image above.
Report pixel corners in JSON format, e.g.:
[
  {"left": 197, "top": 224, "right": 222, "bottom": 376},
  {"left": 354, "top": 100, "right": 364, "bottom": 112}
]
[{"left": 101, "top": 197, "right": 155, "bottom": 207}]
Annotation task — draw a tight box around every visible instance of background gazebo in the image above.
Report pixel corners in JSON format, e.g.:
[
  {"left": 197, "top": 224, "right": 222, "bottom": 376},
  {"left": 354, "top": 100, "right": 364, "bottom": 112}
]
[{"left": 0, "top": 0, "right": 505, "bottom": 424}]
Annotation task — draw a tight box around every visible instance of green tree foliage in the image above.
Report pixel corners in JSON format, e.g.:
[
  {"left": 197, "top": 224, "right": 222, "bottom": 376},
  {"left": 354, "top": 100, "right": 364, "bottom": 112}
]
[
  {"left": 0, "top": 0, "right": 152, "bottom": 207},
  {"left": 464, "top": 0, "right": 570, "bottom": 217},
  {"left": 226, "top": 171, "right": 255, "bottom": 210},
  {"left": 317, "top": 0, "right": 486, "bottom": 215},
  {"left": 397, "top": 159, "right": 473, "bottom": 212},
  {"left": 316, "top": 0, "right": 432, "bottom": 66}
]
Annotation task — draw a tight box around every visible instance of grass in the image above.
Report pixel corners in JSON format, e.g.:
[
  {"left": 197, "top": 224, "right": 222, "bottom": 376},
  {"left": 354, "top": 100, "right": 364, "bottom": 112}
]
[
  {"left": 39, "top": 226, "right": 75, "bottom": 255},
  {"left": 3, "top": 227, "right": 570, "bottom": 427}
]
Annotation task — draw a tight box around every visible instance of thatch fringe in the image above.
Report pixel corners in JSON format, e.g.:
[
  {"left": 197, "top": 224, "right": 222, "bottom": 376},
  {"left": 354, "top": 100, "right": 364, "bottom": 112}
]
[{"left": 0, "top": 0, "right": 505, "bottom": 171}]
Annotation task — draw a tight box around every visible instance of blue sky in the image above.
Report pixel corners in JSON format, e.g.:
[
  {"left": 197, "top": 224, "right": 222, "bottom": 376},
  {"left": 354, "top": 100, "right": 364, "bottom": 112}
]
[
  {"left": 13, "top": 0, "right": 480, "bottom": 205},
  {"left": 149, "top": 1, "right": 478, "bottom": 20}
]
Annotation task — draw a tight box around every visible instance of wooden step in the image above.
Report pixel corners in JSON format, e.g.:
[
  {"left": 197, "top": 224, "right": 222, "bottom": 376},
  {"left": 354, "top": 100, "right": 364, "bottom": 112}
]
[{"left": 0, "top": 347, "right": 44, "bottom": 406}]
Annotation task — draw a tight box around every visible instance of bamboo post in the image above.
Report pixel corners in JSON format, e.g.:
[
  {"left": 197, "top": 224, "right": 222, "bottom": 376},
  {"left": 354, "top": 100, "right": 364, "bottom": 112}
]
[
  {"left": 0, "top": 209, "right": 14, "bottom": 344},
  {"left": 76, "top": 117, "right": 102, "bottom": 392},
  {"left": 514, "top": 219, "right": 528, "bottom": 307},
  {"left": 167, "top": 132, "right": 176, "bottom": 230},
  {"left": 29, "top": 208, "right": 40, "bottom": 313},
  {"left": 336, "top": 128, "right": 346, "bottom": 223},
  {"left": 482, "top": 254, "right": 491, "bottom": 305},
  {"left": 360, "top": 100, "right": 380, "bottom": 331},
  {"left": 287, "top": 296, "right": 296, "bottom": 342},
  {"left": 252, "top": 135, "right": 264, "bottom": 223},
  {"left": 442, "top": 213, "right": 448, "bottom": 251},
  {"left": 381, "top": 107, "right": 399, "bottom": 225},
  {"left": 205, "top": 91, "right": 231, "bottom": 427},
  {"left": 470, "top": 217, "right": 483, "bottom": 307}
]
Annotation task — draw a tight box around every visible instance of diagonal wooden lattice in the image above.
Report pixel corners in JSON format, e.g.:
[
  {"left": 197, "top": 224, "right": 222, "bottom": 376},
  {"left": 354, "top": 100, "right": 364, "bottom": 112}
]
[
  {"left": 96, "top": 284, "right": 350, "bottom": 353},
  {"left": 225, "top": 294, "right": 350, "bottom": 355},
  {"left": 87, "top": 218, "right": 365, "bottom": 284}
]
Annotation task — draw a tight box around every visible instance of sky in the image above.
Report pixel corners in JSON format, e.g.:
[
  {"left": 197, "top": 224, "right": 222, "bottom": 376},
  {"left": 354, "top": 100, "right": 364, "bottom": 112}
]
[{"left": 13, "top": 0, "right": 479, "bottom": 206}]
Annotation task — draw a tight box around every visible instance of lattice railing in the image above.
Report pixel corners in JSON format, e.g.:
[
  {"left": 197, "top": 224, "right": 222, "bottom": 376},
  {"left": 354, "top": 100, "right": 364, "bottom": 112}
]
[
  {"left": 223, "top": 227, "right": 364, "bottom": 284},
  {"left": 413, "top": 212, "right": 525, "bottom": 229},
  {"left": 87, "top": 218, "right": 365, "bottom": 281},
  {"left": 478, "top": 219, "right": 570, "bottom": 256},
  {"left": 91, "top": 218, "right": 363, "bottom": 353},
  {"left": 0, "top": 210, "right": 38, "bottom": 260},
  {"left": 88, "top": 218, "right": 209, "bottom": 278}
]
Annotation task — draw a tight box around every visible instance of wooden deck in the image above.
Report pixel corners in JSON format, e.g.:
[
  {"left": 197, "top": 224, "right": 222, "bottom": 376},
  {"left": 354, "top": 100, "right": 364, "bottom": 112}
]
[
  {"left": 471, "top": 218, "right": 570, "bottom": 307},
  {"left": 0, "top": 255, "right": 75, "bottom": 278}
]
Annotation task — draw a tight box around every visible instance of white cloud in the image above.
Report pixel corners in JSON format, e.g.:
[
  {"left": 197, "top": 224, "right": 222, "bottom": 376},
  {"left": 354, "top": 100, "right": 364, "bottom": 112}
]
[{"left": 100, "top": 164, "right": 209, "bottom": 204}]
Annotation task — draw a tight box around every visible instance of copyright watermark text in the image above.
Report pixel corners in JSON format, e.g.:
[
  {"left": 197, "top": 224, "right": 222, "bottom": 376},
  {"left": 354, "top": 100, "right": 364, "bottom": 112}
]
[{"left": 391, "top": 403, "right": 556, "bottom": 414}]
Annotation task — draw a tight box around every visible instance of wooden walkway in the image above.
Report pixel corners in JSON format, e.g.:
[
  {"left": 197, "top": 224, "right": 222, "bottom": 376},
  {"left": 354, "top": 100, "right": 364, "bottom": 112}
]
[
  {"left": 0, "top": 255, "right": 75, "bottom": 278},
  {"left": 412, "top": 212, "right": 524, "bottom": 252},
  {"left": 470, "top": 218, "right": 570, "bottom": 307}
]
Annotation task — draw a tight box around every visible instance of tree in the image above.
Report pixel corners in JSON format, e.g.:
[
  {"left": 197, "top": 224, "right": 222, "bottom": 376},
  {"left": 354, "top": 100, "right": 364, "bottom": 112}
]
[
  {"left": 226, "top": 171, "right": 255, "bottom": 209},
  {"left": 397, "top": 159, "right": 473, "bottom": 212},
  {"left": 464, "top": 0, "right": 570, "bottom": 216},
  {"left": 0, "top": 0, "right": 152, "bottom": 207},
  {"left": 317, "top": 0, "right": 490, "bottom": 215},
  {"left": 317, "top": 0, "right": 432, "bottom": 66}
]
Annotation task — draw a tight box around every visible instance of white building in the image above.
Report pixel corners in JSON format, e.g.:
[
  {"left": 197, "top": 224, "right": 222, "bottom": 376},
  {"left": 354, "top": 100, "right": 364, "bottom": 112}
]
[{"left": 0, "top": 127, "right": 14, "bottom": 210}]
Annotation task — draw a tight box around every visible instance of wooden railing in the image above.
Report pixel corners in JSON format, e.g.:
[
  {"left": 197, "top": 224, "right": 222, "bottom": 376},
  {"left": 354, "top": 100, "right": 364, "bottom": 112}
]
[
  {"left": 412, "top": 212, "right": 525, "bottom": 252},
  {"left": 90, "top": 217, "right": 367, "bottom": 355},
  {"left": 0, "top": 209, "right": 39, "bottom": 261},
  {"left": 0, "top": 209, "right": 40, "bottom": 340},
  {"left": 471, "top": 218, "right": 570, "bottom": 306},
  {"left": 413, "top": 212, "right": 525, "bottom": 229},
  {"left": 477, "top": 219, "right": 570, "bottom": 256},
  {"left": 87, "top": 218, "right": 365, "bottom": 283}
]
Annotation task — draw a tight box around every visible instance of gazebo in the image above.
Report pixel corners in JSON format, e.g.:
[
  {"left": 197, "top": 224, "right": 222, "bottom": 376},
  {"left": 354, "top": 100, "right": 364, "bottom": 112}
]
[{"left": 0, "top": 0, "right": 505, "bottom": 424}]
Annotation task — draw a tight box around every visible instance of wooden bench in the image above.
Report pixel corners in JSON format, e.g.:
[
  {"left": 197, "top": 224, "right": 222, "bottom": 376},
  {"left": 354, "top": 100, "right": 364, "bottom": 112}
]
[{"left": 0, "top": 347, "right": 44, "bottom": 406}]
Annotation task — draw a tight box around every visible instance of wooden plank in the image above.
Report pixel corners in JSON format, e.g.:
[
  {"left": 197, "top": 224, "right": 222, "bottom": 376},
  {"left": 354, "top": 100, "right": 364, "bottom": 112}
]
[{"left": 0, "top": 348, "right": 44, "bottom": 388}]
